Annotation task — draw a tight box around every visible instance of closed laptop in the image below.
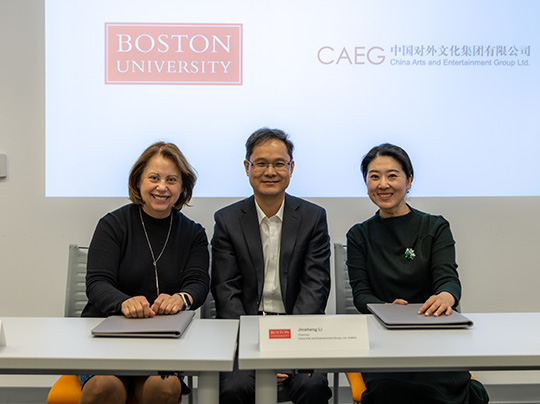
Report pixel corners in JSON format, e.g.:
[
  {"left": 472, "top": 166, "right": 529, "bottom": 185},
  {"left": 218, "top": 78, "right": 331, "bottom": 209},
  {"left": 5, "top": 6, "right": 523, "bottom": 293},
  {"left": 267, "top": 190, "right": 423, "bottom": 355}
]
[
  {"left": 91, "top": 311, "right": 195, "bottom": 338},
  {"left": 367, "top": 303, "right": 474, "bottom": 329}
]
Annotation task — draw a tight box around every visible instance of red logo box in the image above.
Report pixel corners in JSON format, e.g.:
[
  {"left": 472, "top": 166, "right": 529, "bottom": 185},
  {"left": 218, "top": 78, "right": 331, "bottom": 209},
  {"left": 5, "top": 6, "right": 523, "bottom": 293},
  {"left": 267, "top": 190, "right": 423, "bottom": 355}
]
[
  {"left": 105, "top": 23, "right": 242, "bottom": 85},
  {"left": 269, "top": 329, "right": 291, "bottom": 339}
]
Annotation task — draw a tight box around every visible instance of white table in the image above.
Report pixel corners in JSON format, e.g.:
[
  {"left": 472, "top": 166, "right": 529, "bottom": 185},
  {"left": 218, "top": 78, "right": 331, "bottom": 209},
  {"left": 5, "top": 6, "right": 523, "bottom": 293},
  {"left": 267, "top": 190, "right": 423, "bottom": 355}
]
[
  {"left": 238, "top": 313, "right": 540, "bottom": 404},
  {"left": 0, "top": 317, "right": 239, "bottom": 403}
]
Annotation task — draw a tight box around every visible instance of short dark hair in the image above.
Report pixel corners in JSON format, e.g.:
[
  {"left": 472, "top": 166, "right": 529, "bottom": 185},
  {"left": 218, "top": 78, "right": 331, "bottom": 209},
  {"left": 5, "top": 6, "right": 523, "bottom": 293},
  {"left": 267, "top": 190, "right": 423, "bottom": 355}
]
[
  {"left": 361, "top": 143, "right": 414, "bottom": 183},
  {"left": 128, "top": 141, "right": 196, "bottom": 211},
  {"left": 245, "top": 128, "right": 294, "bottom": 161}
]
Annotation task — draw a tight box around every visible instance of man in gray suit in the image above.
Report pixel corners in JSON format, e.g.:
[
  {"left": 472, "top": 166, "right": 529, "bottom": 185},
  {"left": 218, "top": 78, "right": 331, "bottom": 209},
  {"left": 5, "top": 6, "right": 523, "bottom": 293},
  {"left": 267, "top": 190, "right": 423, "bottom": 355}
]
[{"left": 211, "top": 128, "right": 332, "bottom": 404}]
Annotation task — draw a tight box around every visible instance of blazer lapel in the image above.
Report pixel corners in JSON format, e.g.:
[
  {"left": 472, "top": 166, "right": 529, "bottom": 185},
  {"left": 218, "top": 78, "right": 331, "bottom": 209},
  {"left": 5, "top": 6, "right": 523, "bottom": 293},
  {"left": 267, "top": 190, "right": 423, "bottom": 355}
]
[
  {"left": 280, "top": 194, "right": 300, "bottom": 296},
  {"left": 240, "top": 196, "right": 265, "bottom": 297}
]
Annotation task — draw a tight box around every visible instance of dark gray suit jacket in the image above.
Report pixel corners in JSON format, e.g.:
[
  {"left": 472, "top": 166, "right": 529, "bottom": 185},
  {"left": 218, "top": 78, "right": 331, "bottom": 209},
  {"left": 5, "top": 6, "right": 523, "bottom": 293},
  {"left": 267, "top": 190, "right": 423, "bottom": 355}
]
[{"left": 211, "top": 194, "right": 331, "bottom": 319}]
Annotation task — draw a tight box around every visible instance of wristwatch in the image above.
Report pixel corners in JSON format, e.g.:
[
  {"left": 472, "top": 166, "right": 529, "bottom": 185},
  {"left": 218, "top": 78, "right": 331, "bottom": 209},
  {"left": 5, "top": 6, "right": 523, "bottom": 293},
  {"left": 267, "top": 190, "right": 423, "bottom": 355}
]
[{"left": 178, "top": 293, "right": 192, "bottom": 311}]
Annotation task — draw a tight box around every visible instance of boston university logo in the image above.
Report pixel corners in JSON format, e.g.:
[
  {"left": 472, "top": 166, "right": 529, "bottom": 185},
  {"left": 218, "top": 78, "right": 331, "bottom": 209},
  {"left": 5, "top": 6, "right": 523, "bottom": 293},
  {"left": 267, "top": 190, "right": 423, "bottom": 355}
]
[
  {"left": 269, "top": 329, "right": 291, "bottom": 339},
  {"left": 105, "top": 23, "right": 243, "bottom": 85}
]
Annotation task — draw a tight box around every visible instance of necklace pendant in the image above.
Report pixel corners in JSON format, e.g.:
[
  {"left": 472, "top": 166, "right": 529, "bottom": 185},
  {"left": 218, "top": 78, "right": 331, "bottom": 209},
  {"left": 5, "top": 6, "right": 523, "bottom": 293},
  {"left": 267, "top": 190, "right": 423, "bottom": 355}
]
[{"left": 404, "top": 248, "right": 416, "bottom": 260}]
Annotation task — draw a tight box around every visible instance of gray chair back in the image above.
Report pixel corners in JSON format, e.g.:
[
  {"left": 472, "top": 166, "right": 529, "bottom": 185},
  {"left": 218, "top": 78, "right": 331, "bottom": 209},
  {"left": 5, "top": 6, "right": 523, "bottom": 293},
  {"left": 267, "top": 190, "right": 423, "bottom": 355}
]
[
  {"left": 64, "top": 244, "right": 89, "bottom": 317},
  {"left": 334, "top": 243, "right": 359, "bottom": 315},
  {"left": 200, "top": 294, "right": 217, "bottom": 319}
]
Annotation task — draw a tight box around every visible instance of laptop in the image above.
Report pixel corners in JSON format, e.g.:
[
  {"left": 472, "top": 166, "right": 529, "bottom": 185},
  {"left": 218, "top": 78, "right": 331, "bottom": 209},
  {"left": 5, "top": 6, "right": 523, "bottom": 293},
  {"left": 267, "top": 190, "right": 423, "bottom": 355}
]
[
  {"left": 367, "top": 303, "right": 474, "bottom": 329},
  {"left": 91, "top": 311, "right": 195, "bottom": 338}
]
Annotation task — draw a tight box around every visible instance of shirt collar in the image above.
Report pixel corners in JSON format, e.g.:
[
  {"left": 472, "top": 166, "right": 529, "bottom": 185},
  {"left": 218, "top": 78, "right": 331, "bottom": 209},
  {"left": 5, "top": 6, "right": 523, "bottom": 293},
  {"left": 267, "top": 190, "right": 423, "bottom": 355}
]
[{"left": 255, "top": 198, "right": 285, "bottom": 225}]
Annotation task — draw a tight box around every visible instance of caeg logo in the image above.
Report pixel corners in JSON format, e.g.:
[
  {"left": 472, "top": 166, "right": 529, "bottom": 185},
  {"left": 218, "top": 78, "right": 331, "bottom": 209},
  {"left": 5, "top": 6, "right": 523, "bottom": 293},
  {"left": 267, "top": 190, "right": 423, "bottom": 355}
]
[
  {"left": 269, "top": 329, "right": 291, "bottom": 339},
  {"left": 105, "top": 23, "right": 242, "bottom": 85}
]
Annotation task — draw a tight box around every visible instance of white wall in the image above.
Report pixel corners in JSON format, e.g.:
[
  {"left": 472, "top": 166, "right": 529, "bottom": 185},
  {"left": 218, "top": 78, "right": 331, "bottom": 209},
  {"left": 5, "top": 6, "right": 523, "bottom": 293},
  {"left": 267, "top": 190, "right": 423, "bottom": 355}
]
[{"left": 1, "top": 0, "right": 539, "bottom": 388}]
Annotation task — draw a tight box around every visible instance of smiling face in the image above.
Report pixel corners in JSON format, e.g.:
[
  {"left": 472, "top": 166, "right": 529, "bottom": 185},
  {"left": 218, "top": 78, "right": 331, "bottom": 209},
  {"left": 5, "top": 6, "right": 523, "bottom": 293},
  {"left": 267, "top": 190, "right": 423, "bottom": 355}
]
[
  {"left": 244, "top": 138, "right": 294, "bottom": 203},
  {"left": 138, "top": 154, "right": 182, "bottom": 219},
  {"left": 366, "top": 155, "right": 412, "bottom": 218}
]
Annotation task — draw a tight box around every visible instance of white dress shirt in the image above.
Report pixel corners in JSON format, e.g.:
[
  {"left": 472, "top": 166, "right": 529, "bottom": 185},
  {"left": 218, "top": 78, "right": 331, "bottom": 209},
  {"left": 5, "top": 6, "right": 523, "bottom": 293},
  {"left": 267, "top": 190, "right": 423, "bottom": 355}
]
[{"left": 255, "top": 200, "right": 286, "bottom": 314}]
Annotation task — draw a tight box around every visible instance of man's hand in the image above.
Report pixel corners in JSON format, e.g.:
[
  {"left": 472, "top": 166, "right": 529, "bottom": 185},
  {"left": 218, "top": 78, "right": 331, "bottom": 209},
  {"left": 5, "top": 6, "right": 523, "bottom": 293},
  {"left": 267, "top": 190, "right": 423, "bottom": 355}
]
[{"left": 277, "top": 373, "right": 289, "bottom": 383}]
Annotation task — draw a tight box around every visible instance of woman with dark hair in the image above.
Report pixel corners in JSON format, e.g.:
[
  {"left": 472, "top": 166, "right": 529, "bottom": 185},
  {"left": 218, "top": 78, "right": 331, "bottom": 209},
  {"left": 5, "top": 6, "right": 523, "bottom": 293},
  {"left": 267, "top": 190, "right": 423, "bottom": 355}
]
[
  {"left": 346, "top": 143, "right": 489, "bottom": 403},
  {"left": 79, "top": 142, "right": 210, "bottom": 404}
]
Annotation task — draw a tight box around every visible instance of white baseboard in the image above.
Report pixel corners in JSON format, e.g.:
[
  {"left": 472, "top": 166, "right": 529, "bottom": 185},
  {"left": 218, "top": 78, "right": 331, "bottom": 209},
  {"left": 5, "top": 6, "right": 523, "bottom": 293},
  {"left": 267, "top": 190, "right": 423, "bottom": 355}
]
[
  {"left": 0, "top": 375, "right": 60, "bottom": 388},
  {"left": 472, "top": 371, "right": 540, "bottom": 385}
]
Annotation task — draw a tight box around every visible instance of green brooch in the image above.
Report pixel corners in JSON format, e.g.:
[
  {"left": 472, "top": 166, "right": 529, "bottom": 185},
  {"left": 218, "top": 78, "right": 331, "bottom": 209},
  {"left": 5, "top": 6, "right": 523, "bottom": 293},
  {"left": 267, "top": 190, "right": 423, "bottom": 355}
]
[{"left": 404, "top": 248, "right": 416, "bottom": 260}]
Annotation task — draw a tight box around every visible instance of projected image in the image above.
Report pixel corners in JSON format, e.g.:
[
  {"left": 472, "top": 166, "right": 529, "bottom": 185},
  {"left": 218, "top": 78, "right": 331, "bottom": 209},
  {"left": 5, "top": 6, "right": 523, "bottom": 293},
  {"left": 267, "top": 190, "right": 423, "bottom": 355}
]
[{"left": 45, "top": 1, "right": 540, "bottom": 197}]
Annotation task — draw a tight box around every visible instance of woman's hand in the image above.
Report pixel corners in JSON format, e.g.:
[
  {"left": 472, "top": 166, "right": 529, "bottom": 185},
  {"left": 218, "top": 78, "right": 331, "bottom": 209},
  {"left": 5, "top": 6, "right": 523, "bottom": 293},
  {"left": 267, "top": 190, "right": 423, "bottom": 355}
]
[
  {"left": 121, "top": 296, "right": 155, "bottom": 318},
  {"left": 418, "top": 292, "right": 455, "bottom": 317},
  {"left": 391, "top": 298, "right": 408, "bottom": 305},
  {"left": 151, "top": 293, "right": 185, "bottom": 315}
]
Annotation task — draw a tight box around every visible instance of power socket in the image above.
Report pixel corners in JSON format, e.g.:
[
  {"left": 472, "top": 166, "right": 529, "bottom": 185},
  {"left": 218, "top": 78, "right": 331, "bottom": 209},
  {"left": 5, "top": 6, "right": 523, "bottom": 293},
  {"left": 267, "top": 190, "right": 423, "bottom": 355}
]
[{"left": 0, "top": 154, "right": 6, "bottom": 178}]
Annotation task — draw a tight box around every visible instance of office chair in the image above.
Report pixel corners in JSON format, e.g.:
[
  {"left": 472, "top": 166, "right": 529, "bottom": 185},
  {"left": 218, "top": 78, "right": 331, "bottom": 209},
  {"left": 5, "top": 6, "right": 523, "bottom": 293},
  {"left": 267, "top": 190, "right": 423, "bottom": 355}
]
[
  {"left": 47, "top": 245, "right": 95, "bottom": 404},
  {"left": 333, "top": 243, "right": 366, "bottom": 403},
  {"left": 46, "top": 245, "right": 182, "bottom": 404}
]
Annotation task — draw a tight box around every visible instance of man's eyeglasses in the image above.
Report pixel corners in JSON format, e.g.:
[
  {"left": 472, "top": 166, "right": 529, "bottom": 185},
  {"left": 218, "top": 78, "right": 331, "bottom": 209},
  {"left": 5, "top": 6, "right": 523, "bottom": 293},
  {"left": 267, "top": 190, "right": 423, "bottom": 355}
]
[{"left": 247, "top": 160, "right": 292, "bottom": 173}]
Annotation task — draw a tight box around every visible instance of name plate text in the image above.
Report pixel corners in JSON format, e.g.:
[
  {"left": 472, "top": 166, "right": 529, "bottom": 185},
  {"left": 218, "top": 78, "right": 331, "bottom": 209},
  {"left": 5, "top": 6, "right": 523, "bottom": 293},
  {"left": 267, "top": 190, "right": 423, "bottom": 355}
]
[{"left": 259, "top": 315, "right": 369, "bottom": 352}]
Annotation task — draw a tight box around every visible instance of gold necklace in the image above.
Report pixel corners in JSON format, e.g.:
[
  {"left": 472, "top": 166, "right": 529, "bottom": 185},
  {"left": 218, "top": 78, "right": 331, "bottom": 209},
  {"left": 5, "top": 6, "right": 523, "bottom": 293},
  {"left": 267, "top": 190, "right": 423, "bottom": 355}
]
[{"left": 139, "top": 207, "right": 174, "bottom": 296}]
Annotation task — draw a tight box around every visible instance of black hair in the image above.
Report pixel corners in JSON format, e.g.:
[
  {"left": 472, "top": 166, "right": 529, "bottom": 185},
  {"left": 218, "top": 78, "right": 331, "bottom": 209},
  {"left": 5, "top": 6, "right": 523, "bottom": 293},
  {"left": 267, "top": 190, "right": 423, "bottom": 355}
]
[
  {"left": 245, "top": 128, "right": 294, "bottom": 161},
  {"left": 360, "top": 143, "right": 414, "bottom": 182}
]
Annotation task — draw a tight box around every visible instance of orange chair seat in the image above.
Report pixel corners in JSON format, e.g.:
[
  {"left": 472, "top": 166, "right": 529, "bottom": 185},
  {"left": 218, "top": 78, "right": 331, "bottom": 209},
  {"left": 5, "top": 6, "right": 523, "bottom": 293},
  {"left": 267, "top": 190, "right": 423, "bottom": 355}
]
[
  {"left": 47, "top": 375, "right": 83, "bottom": 404},
  {"left": 346, "top": 372, "right": 367, "bottom": 403}
]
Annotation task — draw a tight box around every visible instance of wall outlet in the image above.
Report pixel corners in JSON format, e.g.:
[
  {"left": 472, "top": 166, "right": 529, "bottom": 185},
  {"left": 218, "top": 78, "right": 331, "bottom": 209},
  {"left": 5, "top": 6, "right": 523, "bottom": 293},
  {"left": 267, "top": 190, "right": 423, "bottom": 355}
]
[{"left": 0, "top": 154, "right": 6, "bottom": 178}]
